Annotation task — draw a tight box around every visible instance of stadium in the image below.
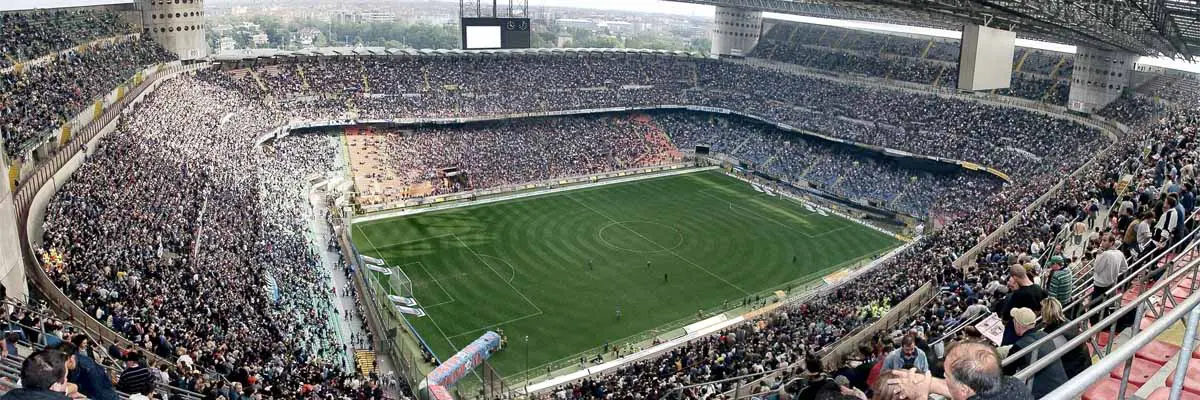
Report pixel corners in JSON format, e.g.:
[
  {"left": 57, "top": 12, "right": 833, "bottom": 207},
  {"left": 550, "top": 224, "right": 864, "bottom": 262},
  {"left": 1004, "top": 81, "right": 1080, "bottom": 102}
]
[{"left": 1, "top": 0, "right": 1200, "bottom": 399}]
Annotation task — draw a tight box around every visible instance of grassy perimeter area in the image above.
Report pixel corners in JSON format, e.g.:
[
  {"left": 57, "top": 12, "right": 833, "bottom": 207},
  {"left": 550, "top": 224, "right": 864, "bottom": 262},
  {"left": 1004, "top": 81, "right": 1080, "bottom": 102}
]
[{"left": 352, "top": 170, "right": 901, "bottom": 378}]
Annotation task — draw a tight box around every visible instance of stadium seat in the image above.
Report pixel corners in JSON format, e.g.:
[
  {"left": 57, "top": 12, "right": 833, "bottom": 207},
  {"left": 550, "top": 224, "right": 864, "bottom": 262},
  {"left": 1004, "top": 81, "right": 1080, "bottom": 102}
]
[
  {"left": 1148, "top": 387, "right": 1200, "bottom": 400},
  {"left": 1124, "top": 286, "right": 1143, "bottom": 304},
  {"left": 1110, "top": 357, "right": 1163, "bottom": 387},
  {"left": 1083, "top": 377, "right": 1132, "bottom": 400},
  {"left": 1165, "top": 358, "right": 1200, "bottom": 395},
  {"left": 1173, "top": 282, "right": 1196, "bottom": 300},
  {"left": 1136, "top": 340, "right": 1181, "bottom": 364}
]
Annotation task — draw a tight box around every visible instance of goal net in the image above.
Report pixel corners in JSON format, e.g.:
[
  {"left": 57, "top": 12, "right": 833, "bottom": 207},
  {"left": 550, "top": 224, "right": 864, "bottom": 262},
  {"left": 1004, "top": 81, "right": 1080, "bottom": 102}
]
[{"left": 387, "top": 265, "right": 414, "bottom": 299}]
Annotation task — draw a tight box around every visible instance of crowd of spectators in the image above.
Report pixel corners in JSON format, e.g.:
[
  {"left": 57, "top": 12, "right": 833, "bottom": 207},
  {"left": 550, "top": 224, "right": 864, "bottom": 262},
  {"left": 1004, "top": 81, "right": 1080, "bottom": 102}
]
[
  {"left": 27, "top": 48, "right": 1168, "bottom": 400},
  {"left": 361, "top": 113, "right": 679, "bottom": 198},
  {"left": 237, "top": 55, "right": 1106, "bottom": 204},
  {"left": 1, "top": 37, "right": 173, "bottom": 160},
  {"left": 750, "top": 20, "right": 1073, "bottom": 105},
  {"left": 0, "top": 10, "right": 134, "bottom": 68},
  {"left": 658, "top": 111, "right": 1002, "bottom": 217},
  {"left": 40, "top": 73, "right": 395, "bottom": 398}
]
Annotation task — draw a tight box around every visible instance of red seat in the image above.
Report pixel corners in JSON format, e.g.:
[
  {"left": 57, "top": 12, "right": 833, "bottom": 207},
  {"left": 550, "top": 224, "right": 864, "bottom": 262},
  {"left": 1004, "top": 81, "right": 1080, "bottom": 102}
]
[
  {"left": 1165, "top": 358, "right": 1200, "bottom": 395},
  {"left": 1174, "top": 282, "right": 1197, "bottom": 300},
  {"left": 1083, "top": 377, "right": 1131, "bottom": 400},
  {"left": 1110, "top": 357, "right": 1163, "bottom": 387},
  {"left": 1137, "top": 340, "right": 1182, "bottom": 364},
  {"left": 1148, "top": 387, "right": 1200, "bottom": 400},
  {"left": 1124, "top": 287, "right": 1143, "bottom": 304},
  {"left": 1098, "top": 330, "right": 1114, "bottom": 347},
  {"left": 1142, "top": 316, "right": 1156, "bottom": 331}
]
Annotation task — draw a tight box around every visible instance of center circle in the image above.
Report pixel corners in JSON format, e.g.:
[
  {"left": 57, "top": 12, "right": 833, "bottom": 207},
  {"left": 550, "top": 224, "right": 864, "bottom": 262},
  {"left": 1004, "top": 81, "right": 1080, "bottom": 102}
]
[{"left": 597, "top": 221, "right": 685, "bottom": 254}]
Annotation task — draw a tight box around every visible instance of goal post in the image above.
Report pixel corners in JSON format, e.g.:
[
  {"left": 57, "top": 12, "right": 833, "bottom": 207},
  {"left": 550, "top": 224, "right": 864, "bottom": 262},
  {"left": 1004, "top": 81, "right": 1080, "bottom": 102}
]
[{"left": 387, "top": 264, "right": 414, "bottom": 299}]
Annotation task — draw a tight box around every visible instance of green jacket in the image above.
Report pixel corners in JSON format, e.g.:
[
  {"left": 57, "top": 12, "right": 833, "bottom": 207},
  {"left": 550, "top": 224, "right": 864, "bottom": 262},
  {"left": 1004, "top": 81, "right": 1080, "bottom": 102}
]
[{"left": 1047, "top": 269, "right": 1074, "bottom": 306}]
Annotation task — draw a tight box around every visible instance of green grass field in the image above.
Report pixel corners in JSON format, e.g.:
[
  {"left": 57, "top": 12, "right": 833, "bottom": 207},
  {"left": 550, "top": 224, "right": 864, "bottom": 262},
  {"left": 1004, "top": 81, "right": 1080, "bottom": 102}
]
[{"left": 351, "top": 170, "right": 900, "bottom": 377}]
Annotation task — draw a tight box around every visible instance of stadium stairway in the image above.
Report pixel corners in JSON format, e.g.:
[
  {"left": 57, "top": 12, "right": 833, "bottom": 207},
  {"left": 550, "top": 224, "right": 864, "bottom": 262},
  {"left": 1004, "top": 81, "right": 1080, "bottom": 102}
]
[
  {"left": 355, "top": 349, "right": 377, "bottom": 376},
  {"left": 1034, "top": 241, "right": 1200, "bottom": 400}
]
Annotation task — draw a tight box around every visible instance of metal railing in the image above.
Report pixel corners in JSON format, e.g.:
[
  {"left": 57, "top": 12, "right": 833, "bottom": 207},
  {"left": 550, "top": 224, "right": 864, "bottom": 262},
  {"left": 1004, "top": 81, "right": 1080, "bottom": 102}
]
[
  {"left": 1002, "top": 214, "right": 1200, "bottom": 370},
  {"left": 1011, "top": 235, "right": 1200, "bottom": 399},
  {"left": 1038, "top": 272, "right": 1200, "bottom": 400}
]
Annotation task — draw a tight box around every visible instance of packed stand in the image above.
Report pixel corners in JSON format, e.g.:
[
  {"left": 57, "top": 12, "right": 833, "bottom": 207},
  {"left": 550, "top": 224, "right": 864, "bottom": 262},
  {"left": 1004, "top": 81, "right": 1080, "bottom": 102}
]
[
  {"left": 749, "top": 20, "right": 1073, "bottom": 105},
  {"left": 40, "top": 73, "right": 396, "bottom": 399},
  {"left": 365, "top": 113, "right": 678, "bottom": 198},
  {"left": 658, "top": 110, "right": 1003, "bottom": 217},
  {"left": 34, "top": 51, "right": 1132, "bottom": 400},
  {"left": 0, "top": 10, "right": 134, "bottom": 68},
  {"left": 1, "top": 38, "right": 174, "bottom": 159}
]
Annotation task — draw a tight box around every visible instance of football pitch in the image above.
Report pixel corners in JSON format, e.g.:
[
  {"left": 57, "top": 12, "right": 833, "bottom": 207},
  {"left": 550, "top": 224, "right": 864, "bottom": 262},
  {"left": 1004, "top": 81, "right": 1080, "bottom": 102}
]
[{"left": 351, "top": 170, "right": 901, "bottom": 377}]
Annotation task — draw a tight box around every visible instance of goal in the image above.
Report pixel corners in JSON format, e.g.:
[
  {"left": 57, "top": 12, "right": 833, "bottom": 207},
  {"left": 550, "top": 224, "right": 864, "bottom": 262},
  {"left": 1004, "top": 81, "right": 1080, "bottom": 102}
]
[{"left": 387, "top": 264, "right": 414, "bottom": 299}]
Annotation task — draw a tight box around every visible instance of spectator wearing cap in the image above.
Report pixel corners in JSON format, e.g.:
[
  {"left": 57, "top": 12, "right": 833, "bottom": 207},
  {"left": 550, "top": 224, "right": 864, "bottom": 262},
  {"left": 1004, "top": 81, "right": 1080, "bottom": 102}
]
[
  {"left": 882, "top": 334, "right": 928, "bottom": 373},
  {"left": 114, "top": 352, "right": 154, "bottom": 397},
  {"left": 1044, "top": 256, "right": 1073, "bottom": 309},
  {"left": 2, "top": 349, "right": 72, "bottom": 400},
  {"left": 1002, "top": 307, "right": 1067, "bottom": 398}
]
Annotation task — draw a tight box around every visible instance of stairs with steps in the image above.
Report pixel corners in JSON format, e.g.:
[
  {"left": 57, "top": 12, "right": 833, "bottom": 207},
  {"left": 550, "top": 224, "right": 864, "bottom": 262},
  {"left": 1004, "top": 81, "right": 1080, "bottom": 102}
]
[
  {"left": 355, "top": 349, "right": 377, "bottom": 375},
  {"left": 1082, "top": 250, "right": 1200, "bottom": 400}
]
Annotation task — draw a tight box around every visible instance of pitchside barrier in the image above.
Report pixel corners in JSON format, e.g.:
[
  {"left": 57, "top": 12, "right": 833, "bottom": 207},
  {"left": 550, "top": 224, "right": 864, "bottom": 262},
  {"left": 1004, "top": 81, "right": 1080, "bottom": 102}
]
[{"left": 339, "top": 226, "right": 432, "bottom": 398}]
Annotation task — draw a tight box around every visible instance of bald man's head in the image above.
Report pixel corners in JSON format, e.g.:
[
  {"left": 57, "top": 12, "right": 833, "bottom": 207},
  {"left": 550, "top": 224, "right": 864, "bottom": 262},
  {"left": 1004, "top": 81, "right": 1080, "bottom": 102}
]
[{"left": 944, "top": 341, "right": 1003, "bottom": 400}]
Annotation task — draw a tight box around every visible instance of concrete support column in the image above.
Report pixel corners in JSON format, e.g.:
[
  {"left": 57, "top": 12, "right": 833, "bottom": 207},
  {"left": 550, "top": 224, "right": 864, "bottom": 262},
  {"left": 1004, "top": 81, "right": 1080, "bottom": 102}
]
[
  {"left": 711, "top": 6, "right": 762, "bottom": 57},
  {"left": 139, "top": 0, "right": 207, "bottom": 60},
  {"left": 0, "top": 157, "right": 28, "bottom": 301},
  {"left": 1068, "top": 46, "right": 1136, "bottom": 113}
]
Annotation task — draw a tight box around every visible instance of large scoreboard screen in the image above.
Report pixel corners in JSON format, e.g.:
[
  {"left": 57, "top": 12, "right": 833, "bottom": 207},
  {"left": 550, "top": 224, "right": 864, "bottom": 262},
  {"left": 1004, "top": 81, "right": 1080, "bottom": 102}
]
[{"left": 461, "top": 17, "right": 531, "bottom": 49}]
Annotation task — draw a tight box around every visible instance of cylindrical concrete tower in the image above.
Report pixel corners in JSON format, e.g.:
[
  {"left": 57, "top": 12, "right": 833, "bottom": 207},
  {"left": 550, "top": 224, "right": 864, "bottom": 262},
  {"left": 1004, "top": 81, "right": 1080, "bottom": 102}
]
[
  {"left": 140, "top": 0, "right": 207, "bottom": 60},
  {"left": 0, "top": 157, "right": 28, "bottom": 301},
  {"left": 711, "top": 6, "right": 762, "bottom": 57},
  {"left": 1068, "top": 46, "right": 1136, "bottom": 114}
]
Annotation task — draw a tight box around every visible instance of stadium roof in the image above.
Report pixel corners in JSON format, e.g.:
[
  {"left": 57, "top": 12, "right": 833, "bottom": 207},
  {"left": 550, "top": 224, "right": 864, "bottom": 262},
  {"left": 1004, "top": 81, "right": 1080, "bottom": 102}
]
[
  {"left": 210, "top": 47, "right": 703, "bottom": 61},
  {"left": 669, "top": 0, "right": 1200, "bottom": 60}
]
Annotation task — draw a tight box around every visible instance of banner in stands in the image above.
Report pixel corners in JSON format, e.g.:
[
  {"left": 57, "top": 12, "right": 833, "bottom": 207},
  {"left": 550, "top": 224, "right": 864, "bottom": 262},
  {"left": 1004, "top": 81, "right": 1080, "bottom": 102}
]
[{"left": 424, "top": 331, "right": 501, "bottom": 387}]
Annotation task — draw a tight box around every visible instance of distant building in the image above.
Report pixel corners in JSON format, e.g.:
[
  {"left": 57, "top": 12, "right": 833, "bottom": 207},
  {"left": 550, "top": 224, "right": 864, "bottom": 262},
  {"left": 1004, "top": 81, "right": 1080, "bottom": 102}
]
[
  {"left": 297, "top": 28, "right": 321, "bottom": 47},
  {"left": 331, "top": 10, "right": 397, "bottom": 24},
  {"left": 600, "top": 21, "right": 633, "bottom": 34},
  {"left": 219, "top": 36, "right": 237, "bottom": 52},
  {"left": 556, "top": 35, "right": 573, "bottom": 47},
  {"left": 251, "top": 33, "right": 269, "bottom": 46},
  {"left": 212, "top": 24, "right": 234, "bottom": 36},
  {"left": 556, "top": 18, "right": 593, "bottom": 30}
]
